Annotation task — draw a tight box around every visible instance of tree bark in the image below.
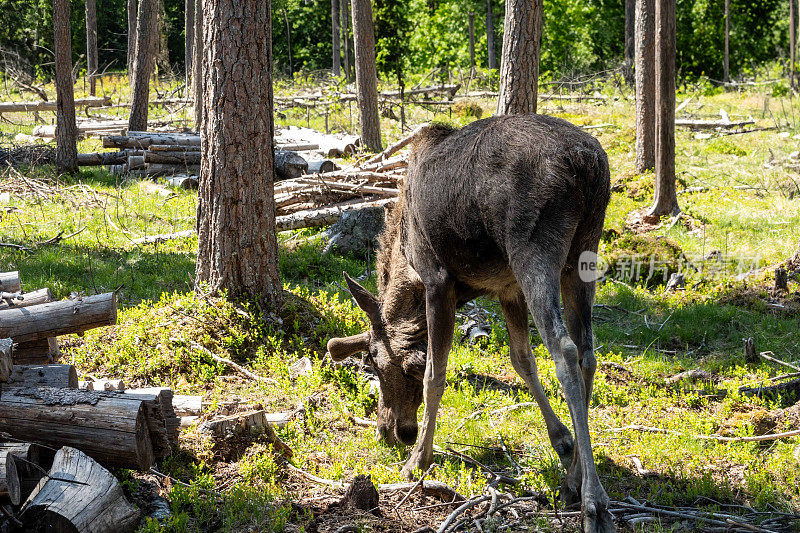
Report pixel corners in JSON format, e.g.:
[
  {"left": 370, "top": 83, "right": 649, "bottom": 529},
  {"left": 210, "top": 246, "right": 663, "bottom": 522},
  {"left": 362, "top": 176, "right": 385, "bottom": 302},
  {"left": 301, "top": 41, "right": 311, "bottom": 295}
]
[
  {"left": 647, "top": 0, "right": 679, "bottom": 217},
  {"left": 623, "top": 0, "right": 635, "bottom": 84},
  {"left": 0, "top": 288, "right": 52, "bottom": 310},
  {"left": 486, "top": 0, "right": 496, "bottom": 69},
  {"left": 7, "top": 364, "right": 78, "bottom": 389},
  {"left": 0, "top": 272, "right": 20, "bottom": 293},
  {"left": 54, "top": 0, "right": 78, "bottom": 173},
  {"left": 496, "top": 0, "right": 543, "bottom": 115},
  {"left": 789, "top": 0, "right": 797, "bottom": 90},
  {"left": 185, "top": 0, "right": 195, "bottom": 86},
  {"left": 127, "top": 0, "right": 138, "bottom": 82},
  {"left": 0, "top": 339, "right": 11, "bottom": 383},
  {"left": 193, "top": 0, "right": 203, "bottom": 129},
  {"left": 469, "top": 12, "right": 476, "bottom": 69},
  {"left": 723, "top": 0, "right": 730, "bottom": 83},
  {"left": 284, "top": 8, "right": 293, "bottom": 75},
  {"left": 332, "top": 0, "right": 341, "bottom": 76},
  {"left": 350, "top": 0, "right": 382, "bottom": 152},
  {"left": 342, "top": 0, "right": 353, "bottom": 80},
  {"left": 85, "top": 0, "right": 98, "bottom": 96},
  {"left": 129, "top": 0, "right": 159, "bottom": 132},
  {"left": 635, "top": 0, "right": 656, "bottom": 172},
  {"left": 195, "top": 0, "right": 281, "bottom": 304},
  {"left": 22, "top": 447, "right": 140, "bottom": 532}
]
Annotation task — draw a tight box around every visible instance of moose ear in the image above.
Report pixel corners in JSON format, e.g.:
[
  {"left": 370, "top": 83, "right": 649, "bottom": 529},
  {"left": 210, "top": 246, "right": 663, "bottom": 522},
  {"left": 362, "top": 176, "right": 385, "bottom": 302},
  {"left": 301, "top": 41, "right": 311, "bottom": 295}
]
[
  {"left": 343, "top": 271, "right": 382, "bottom": 326},
  {"left": 401, "top": 350, "right": 427, "bottom": 380},
  {"left": 327, "top": 332, "right": 370, "bottom": 362}
]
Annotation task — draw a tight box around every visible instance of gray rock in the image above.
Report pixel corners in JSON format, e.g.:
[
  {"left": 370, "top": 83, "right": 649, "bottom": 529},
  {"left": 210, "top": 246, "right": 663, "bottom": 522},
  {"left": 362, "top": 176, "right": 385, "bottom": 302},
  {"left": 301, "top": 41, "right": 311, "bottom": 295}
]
[{"left": 324, "top": 207, "right": 385, "bottom": 256}]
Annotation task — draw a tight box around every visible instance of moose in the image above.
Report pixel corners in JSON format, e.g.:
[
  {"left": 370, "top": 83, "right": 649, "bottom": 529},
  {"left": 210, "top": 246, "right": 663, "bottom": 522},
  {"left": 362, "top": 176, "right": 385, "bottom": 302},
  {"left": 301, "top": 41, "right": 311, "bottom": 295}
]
[{"left": 327, "top": 114, "right": 614, "bottom": 532}]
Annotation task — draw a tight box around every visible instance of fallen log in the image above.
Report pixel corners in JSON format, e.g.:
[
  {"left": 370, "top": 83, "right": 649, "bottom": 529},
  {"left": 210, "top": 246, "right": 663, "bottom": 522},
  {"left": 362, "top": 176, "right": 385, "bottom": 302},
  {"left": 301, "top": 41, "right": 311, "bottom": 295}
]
[
  {"left": 76, "top": 151, "right": 129, "bottom": 166},
  {"left": 21, "top": 447, "right": 141, "bottom": 533},
  {"left": 0, "top": 292, "right": 117, "bottom": 344},
  {"left": 0, "top": 272, "right": 20, "bottom": 293},
  {"left": 165, "top": 176, "right": 199, "bottom": 189},
  {"left": 12, "top": 337, "right": 60, "bottom": 365},
  {"left": 33, "top": 121, "right": 128, "bottom": 138},
  {"left": 6, "top": 364, "right": 77, "bottom": 388},
  {"left": 306, "top": 159, "right": 336, "bottom": 174},
  {"left": 104, "top": 134, "right": 202, "bottom": 149},
  {"left": 365, "top": 123, "right": 429, "bottom": 165},
  {"left": 125, "top": 387, "right": 180, "bottom": 447},
  {"left": 127, "top": 155, "right": 145, "bottom": 170},
  {"left": 171, "top": 394, "right": 203, "bottom": 416},
  {"left": 739, "top": 378, "right": 800, "bottom": 402},
  {"left": 0, "top": 339, "right": 12, "bottom": 382},
  {"left": 132, "top": 197, "right": 398, "bottom": 244},
  {"left": 0, "top": 288, "right": 52, "bottom": 310},
  {"left": 675, "top": 118, "right": 755, "bottom": 129},
  {"left": 0, "top": 96, "right": 110, "bottom": 114},
  {"left": 276, "top": 149, "right": 309, "bottom": 180},
  {"left": 144, "top": 150, "right": 201, "bottom": 165},
  {"left": 145, "top": 163, "right": 199, "bottom": 177},
  {"left": 0, "top": 387, "right": 155, "bottom": 470}
]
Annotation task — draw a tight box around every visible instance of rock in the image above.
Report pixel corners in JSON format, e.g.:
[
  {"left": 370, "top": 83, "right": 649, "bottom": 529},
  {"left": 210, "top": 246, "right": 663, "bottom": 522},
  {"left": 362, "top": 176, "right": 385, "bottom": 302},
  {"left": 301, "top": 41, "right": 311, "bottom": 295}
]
[
  {"left": 290, "top": 356, "right": 312, "bottom": 378},
  {"left": 324, "top": 207, "right": 385, "bottom": 256},
  {"left": 340, "top": 474, "right": 379, "bottom": 515},
  {"left": 664, "top": 272, "right": 685, "bottom": 292}
]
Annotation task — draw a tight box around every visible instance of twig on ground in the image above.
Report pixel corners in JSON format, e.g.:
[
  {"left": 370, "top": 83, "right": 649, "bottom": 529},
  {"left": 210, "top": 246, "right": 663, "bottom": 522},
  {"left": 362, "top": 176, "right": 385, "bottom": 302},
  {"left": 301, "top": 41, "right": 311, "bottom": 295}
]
[
  {"left": 392, "top": 463, "right": 435, "bottom": 512},
  {"left": 190, "top": 342, "right": 278, "bottom": 384},
  {"left": 607, "top": 424, "right": 800, "bottom": 442},
  {"left": 435, "top": 495, "right": 490, "bottom": 533},
  {"left": 759, "top": 351, "right": 800, "bottom": 372}
]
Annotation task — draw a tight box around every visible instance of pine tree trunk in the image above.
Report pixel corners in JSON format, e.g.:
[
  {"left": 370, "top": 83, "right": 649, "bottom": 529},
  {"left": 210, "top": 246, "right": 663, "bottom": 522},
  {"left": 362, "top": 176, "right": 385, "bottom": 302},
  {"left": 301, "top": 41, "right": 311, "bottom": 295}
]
[
  {"left": 791, "top": 0, "right": 796, "bottom": 89},
  {"left": 723, "top": 0, "right": 730, "bottom": 83},
  {"left": 195, "top": 0, "right": 280, "bottom": 305},
  {"left": 85, "top": 0, "right": 98, "bottom": 96},
  {"left": 342, "top": 0, "right": 353, "bottom": 80},
  {"left": 647, "top": 0, "right": 679, "bottom": 217},
  {"left": 284, "top": 9, "right": 293, "bottom": 75},
  {"left": 54, "top": 0, "right": 77, "bottom": 173},
  {"left": 635, "top": 0, "right": 655, "bottom": 172},
  {"left": 350, "top": 0, "right": 382, "bottom": 152},
  {"left": 623, "top": 0, "right": 635, "bottom": 84},
  {"left": 185, "top": 0, "right": 194, "bottom": 86},
  {"left": 468, "top": 12, "right": 475, "bottom": 69},
  {"left": 486, "top": 0, "right": 496, "bottom": 69},
  {"left": 127, "top": 0, "right": 138, "bottom": 82},
  {"left": 332, "top": 0, "right": 341, "bottom": 76},
  {"left": 496, "top": 0, "right": 543, "bottom": 115},
  {"left": 193, "top": 0, "right": 203, "bottom": 129},
  {"left": 129, "top": 0, "right": 158, "bottom": 132}
]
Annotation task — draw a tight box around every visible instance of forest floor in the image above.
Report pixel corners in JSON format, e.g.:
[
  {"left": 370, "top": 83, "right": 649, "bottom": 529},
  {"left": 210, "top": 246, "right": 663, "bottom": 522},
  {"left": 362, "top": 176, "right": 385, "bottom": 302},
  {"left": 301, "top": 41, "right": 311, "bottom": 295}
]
[{"left": 0, "top": 74, "right": 799, "bottom": 532}]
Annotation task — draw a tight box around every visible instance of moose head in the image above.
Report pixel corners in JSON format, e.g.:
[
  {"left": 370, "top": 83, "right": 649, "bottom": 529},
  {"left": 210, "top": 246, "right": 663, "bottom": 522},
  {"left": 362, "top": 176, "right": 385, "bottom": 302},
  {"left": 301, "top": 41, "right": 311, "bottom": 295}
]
[{"left": 326, "top": 272, "right": 427, "bottom": 446}]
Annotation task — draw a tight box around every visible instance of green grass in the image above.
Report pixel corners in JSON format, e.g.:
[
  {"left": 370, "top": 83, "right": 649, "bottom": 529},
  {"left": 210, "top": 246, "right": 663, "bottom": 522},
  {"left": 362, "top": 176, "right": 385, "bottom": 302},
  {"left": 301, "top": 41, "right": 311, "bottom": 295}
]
[{"left": 1, "top": 74, "right": 799, "bottom": 531}]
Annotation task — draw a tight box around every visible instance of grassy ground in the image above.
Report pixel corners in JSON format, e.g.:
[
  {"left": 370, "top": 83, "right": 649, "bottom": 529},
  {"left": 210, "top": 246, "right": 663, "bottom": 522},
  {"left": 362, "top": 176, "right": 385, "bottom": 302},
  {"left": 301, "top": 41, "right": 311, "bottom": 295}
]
[{"left": 1, "top": 73, "right": 800, "bottom": 531}]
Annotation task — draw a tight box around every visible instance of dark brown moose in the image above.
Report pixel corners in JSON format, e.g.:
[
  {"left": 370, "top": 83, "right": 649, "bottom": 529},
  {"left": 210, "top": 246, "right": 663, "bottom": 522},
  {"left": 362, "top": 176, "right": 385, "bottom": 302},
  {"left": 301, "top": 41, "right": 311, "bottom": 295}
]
[{"left": 327, "top": 114, "right": 614, "bottom": 532}]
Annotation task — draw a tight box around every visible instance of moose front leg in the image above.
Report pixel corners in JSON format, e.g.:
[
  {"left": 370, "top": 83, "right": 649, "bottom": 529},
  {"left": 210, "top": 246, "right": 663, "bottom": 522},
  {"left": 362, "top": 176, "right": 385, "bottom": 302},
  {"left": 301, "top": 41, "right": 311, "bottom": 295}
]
[{"left": 401, "top": 277, "right": 456, "bottom": 479}]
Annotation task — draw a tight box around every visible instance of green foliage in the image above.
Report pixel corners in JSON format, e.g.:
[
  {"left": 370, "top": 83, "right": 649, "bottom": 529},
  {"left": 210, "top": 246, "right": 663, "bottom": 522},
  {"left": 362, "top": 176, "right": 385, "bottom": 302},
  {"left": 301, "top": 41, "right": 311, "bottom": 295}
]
[{"left": 374, "top": 0, "right": 409, "bottom": 87}]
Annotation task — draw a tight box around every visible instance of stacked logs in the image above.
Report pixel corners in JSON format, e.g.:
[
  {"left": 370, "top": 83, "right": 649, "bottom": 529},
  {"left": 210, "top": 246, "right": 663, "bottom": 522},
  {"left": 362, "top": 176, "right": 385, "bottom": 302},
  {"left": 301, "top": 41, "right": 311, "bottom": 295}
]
[
  {"left": 0, "top": 272, "right": 185, "bottom": 530},
  {"left": 79, "top": 130, "right": 350, "bottom": 180}
]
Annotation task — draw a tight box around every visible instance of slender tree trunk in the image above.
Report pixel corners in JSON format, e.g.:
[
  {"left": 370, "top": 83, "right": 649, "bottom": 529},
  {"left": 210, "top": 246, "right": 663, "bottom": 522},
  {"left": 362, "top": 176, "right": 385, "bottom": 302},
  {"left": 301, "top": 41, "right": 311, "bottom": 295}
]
[
  {"left": 192, "top": 0, "right": 203, "bottom": 129},
  {"left": 468, "top": 12, "right": 475, "bottom": 70},
  {"left": 85, "top": 0, "right": 98, "bottom": 96},
  {"left": 195, "top": 0, "right": 280, "bottom": 305},
  {"left": 342, "top": 0, "right": 353, "bottom": 80},
  {"left": 54, "top": 0, "right": 78, "bottom": 173},
  {"left": 647, "top": 0, "right": 679, "bottom": 217},
  {"left": 127, "top": 0, "right": 138, "bottom": 82},
  {"left": 129, "top": 0, "right": 158, "bottom": 132},
  {"left": 332, "top": 0, "right": 341, "bottom": 76},
  {"left": 185, "top": 0, "right": 194, "bottom": 87},
  {"left": 496, "top": 0, "right": 543, "bottom": 115},
  {"left": 635, "top": 0, "right": 655, "bottom": 172},
  {"left": 350, "top": 0, "right": 382, "bottom": 152},
  {"left": 284, "top": 8, "right": 293, "bottom": 75},
  {"left": 723, "top": 0, "right": 730, "bottom": 83},
  {"left": 486, "top": 0, "right": 496, "bottom": 69},
  {"left": 623, "top": 0, "right": 635, "bottom": 84},
  {"left": 789, "top": 0, "right": 797, "bottom": 89}
]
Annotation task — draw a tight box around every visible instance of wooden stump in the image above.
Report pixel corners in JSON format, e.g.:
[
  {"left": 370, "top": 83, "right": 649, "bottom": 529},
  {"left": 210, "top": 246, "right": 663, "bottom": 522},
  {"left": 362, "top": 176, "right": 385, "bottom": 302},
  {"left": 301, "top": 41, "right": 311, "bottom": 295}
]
[
  {"left": 774, "top": 267, "right": 789, "bottom": 293},
  {"left": 0, "top": 387, "right": 155, "bottom": 470},
  {"left": 0, "top": 292, "right": 117, "bottom": 343},
  {"left": 0, "top": 338, "right": 12, "bottom": 382},
  {"left": 0, "top": 449, "right": 20, "bottom": 504},
  {"left": 22, "top": 447, "right": 140, "bottom": 533},
  {"left": 12, "top": 337, "right": 60, "bottom": 365},
  {"left": 744, "top": 337, "right": 757, "bottom": 364},
  {"left": 0, "top": 443, "right": 49, "bottom": 504}
]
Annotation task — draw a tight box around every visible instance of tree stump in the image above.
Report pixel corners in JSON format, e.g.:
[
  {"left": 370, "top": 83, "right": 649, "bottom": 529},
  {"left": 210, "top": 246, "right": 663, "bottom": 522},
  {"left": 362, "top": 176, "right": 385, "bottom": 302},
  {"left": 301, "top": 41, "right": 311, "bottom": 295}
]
[
  {"left": 340, "top": 474, "right": 380, "bottom": 515},
  {"left": 774, "top": 267, "right": 789, "bottom": 293}
]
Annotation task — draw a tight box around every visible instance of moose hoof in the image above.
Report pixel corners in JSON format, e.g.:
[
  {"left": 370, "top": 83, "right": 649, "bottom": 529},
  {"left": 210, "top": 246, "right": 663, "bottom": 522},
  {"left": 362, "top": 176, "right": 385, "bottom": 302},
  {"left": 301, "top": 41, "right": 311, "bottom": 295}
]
[
  {"left": 401, "top": 449, "right": 432, "bottom": 480},
  {"left": 582, "top": 501, "right": 616, "bottom": 533}
]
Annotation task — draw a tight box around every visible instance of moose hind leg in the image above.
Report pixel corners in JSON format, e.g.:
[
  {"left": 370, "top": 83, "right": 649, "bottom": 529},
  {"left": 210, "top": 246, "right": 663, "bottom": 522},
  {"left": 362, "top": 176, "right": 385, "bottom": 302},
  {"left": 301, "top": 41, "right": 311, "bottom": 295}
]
[
  {"left": 513, "top": 266, "right": 614, "bottom": 533},
  {"left": 500, "top": 291, "right": 574, "bottom": 468}
]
